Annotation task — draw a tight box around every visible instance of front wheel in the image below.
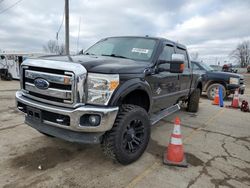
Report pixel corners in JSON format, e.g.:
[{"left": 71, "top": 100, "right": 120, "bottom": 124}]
[
  {"left": 207, "top": 83, "right": 226, "bottom": 100},
  {"left": 101, "top": 104, "right": 151, "bottom": 165}
]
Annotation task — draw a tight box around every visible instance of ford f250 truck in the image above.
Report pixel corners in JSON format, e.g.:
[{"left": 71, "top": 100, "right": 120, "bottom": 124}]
[{"left": 16, "top": 36, "right": 202, "bottom": 164}]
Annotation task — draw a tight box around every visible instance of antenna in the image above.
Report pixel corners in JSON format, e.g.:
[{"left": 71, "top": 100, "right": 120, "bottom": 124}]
[
  {"left": 76, "top": 17, "right": 81, "bottom": 54},
  {"left": 65, "top": 0, "right": 70, "bottom": 55}
]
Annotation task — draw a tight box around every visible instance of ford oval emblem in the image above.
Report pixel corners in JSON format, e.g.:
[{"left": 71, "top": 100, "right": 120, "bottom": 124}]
[{"left": 34, "top": 78, "right": 50, "bottom": 90}]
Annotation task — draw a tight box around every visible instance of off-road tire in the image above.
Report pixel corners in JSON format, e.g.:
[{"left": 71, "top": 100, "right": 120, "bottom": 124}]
[
  {"left": 101, "top": 104, "right": 150, "bottom": 165},
  {"left": 187, "top": 88, "right": 200, "bottom": 113},
  {"left": 207, "top": 83, "right": 226, "bottom": 100}
]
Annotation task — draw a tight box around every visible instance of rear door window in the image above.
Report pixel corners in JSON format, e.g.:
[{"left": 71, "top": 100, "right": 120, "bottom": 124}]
[
  {"left": 158, "top": 45, "right": 175, "bottom": 70},
  {"left": 175, "top": 47, "right": 189, "bottom": 68}
]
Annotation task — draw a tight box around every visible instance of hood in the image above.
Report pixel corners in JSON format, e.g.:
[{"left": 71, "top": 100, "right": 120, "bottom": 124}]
[
  {"left": 207, "top": 70, "right": 243, "bottom": 78},
  {"left": 40, "top": 55, "right": 150, "bottom": 74}
]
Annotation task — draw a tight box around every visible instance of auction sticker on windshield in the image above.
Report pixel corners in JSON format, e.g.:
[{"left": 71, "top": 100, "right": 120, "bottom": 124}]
[{"left": 132, "top": 48, "right": 149, "bottom": 54}]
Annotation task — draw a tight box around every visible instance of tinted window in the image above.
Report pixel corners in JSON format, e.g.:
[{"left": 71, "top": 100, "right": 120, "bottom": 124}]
[
  {"left": 176, "top": 47, "right": 189, "bottom": 68},
  {"left": 176, "top": 47, "right": 188, "bottom": 60},
  {"left": 158, "top": 45, "right": 175, "bottom": 70}
]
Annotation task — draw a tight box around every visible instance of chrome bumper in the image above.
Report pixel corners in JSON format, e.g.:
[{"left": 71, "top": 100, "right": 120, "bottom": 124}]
[{"left": 16, "top": 90, "right": 118, "bottom": 133}]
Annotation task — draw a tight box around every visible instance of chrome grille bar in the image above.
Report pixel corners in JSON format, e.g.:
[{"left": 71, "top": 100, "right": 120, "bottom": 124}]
[
  {"left": 25, "top": 82, "right": 72, "bottom": 99},
  {"left": 25, "top": 70, "right": 73, "bottom": 85}
]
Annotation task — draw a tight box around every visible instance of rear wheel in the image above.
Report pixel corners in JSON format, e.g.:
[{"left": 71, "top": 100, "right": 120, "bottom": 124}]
[
  {"left": 101, "top": 104, "right": 150, "bottom": 165},
  {"left": 207, "top": 83, "right": 226, "bottom": 100},
  {"left": 187, "top": 88, "right": 200, "bottom": 113}
]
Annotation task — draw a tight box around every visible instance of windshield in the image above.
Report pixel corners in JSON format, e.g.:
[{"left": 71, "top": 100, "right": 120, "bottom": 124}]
[
  {"left": 84, "top": 37, "right": 157, "bottom": 61},
  {"left": 200, "top": 62, "right": 214, "bottom": 71}
]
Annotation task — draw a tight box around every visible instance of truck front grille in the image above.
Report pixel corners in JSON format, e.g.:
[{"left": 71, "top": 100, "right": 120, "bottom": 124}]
[
  {"left": 20, "top": 59, "right": 87, "bottom": 107},
  {"left": 23, "top": 67, "right": 74, "bottom": 104}
]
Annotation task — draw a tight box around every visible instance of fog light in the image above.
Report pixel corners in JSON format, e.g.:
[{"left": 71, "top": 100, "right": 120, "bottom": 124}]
[
  {"left": 89, "top": 115, "right": 101, "bottom": 126},
  {"left": 80, "top": 114, "right": 101, "bottom": 127}
]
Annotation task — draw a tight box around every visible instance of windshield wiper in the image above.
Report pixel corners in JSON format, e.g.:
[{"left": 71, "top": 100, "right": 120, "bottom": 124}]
[{"left": 101, "top": 54, "right": 129, "bottom": 59}]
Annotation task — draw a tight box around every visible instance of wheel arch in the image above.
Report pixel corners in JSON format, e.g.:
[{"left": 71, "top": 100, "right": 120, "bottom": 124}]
[
  {"left": 109, "top": 78, "right": 152, "bottom": 112},
  {"left": 204, "top": 80, "right": 227, "bottom": 91},
  {"left": 196, "top": 81, "right": 202, "bottom": 94},
  {"left": 192, "top": 77, "right": 203, "bottom": 94}
]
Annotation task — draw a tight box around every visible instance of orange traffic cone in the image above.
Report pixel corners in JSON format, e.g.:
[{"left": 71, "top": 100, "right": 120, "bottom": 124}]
[
  {"left": 163, "top": 117, "right": 187, "bottom": 167},
  {"left": 212, "top": 87, "right": 219, "bottom": 105},
  {"left": 231, "top": 88, "right": 240, "bottom": 108}
]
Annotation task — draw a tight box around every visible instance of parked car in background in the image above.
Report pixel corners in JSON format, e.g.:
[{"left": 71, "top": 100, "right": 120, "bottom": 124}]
[
  {"left": 210, "top": 65, "right": 221, "bottom": 71},
  {"left": 191, "top": 61, "right": 245, "bottom": 100},
  {"left": 0, "top": 52, "right": 45, "bottom": 80},
  {"left": 222, "top": 63, "right": 238, "bottom": 73}
]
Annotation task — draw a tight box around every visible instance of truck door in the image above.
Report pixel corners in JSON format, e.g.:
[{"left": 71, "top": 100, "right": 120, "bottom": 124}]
[
  {"left": 147, "top": 44, "right": 181, "bottom": 112},
  {"left": 175, "top": 47, "right": 192, "bottom": 96}
]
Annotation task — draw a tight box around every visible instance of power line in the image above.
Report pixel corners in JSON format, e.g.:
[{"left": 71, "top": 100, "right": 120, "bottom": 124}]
[
  {"left": 0, "top": 0, "right": 24, "bottom": 15},
  {"left": 56, "top": 9, "right": 65, "bottom": 41}
]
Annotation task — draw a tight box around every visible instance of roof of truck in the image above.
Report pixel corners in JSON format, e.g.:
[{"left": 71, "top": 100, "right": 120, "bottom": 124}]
[{"left": 103, "top": 36, "right": 187, "bottom": 50}]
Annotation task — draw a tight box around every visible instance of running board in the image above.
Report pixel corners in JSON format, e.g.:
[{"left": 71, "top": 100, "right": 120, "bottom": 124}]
[{"left": 150, "top": 104, "right": 180, "bottom": 125}]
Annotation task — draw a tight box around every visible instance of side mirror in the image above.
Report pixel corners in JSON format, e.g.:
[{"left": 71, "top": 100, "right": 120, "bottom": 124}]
[
  {"left": 156, "top": 59, "right": 170, "bottom": 73},
  {"left": 170, "top": 54, "right": 185, "bottom": 73},
  {"left": 0, "top": 55, "right": 5, "bottom": 60},
  {"left": 157, "top": 59, "right": 168, "bottom": 65}
]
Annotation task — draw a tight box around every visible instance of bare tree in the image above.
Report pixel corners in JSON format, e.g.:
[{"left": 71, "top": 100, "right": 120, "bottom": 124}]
[
  {"left": 58, "top": 43, "right": 65, "bottom": 55},
  {"left": 190, "top": 52, "right": 199, "bottom": 61},
  {"left": 231, "top": 40, "right": 250, "bottom": 68},
  {"left": 43, "top": 40, "right": 65, "bottom": 55}
]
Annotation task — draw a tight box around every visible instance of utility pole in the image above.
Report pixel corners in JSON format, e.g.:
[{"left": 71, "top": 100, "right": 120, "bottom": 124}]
[{"left": 65, "top": 0, "right": 70, "bottom": 55}]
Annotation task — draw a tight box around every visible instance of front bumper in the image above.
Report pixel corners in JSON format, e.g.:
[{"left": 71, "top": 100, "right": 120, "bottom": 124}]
[
  {"left": 16, "top": 90, "right": 119, "bottom": 142},
  {"left": 239, "top": 84, "right": 246, "bottom": 94}
]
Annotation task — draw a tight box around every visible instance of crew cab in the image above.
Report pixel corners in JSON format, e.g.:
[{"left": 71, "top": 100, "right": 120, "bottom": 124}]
[
  {"left": 191, "top": 61, "right": 245, "bottom": 99},
  {"left": 16, "top": 36, "right": 202, "bottom": 164}
]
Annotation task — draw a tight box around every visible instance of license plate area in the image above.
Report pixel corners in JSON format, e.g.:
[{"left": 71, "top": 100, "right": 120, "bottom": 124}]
[{"left": 26, "top": 106, "right": 42, "bottom": 122}]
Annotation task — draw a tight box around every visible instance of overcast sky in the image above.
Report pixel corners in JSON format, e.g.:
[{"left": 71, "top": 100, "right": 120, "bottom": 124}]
[{"left": 0, "top": 0, "right": 250, "bottom": 64}]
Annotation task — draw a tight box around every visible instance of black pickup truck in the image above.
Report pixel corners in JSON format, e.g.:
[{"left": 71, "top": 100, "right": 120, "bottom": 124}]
[
  {"left": 191, "top": 61, "right": 245, "bottom": 99},
  {"left": 16, "top": 36, "right": 202, "bottom": 164}
]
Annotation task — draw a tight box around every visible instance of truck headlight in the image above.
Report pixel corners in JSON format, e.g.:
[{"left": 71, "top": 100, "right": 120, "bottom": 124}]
[
  {"left": 229, "top": 77, "right": 239, "bottom": 85},
  {"left": 87, "top": 73, "right": 119, "bottom": 105}
]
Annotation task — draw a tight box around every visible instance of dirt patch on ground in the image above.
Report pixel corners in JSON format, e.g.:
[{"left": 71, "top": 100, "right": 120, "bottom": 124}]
[
  {"left": 186, "top": 153, "right": 204, "bottom": 166},
  {"left": 146, "top": 139, "right": 165, "bottom": 159},
  {"left": 147, "top": 139, "right": 204, "bottom": 167},
  {"left": 10, "top": 147, "right": 79, "bottom": 171}
]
